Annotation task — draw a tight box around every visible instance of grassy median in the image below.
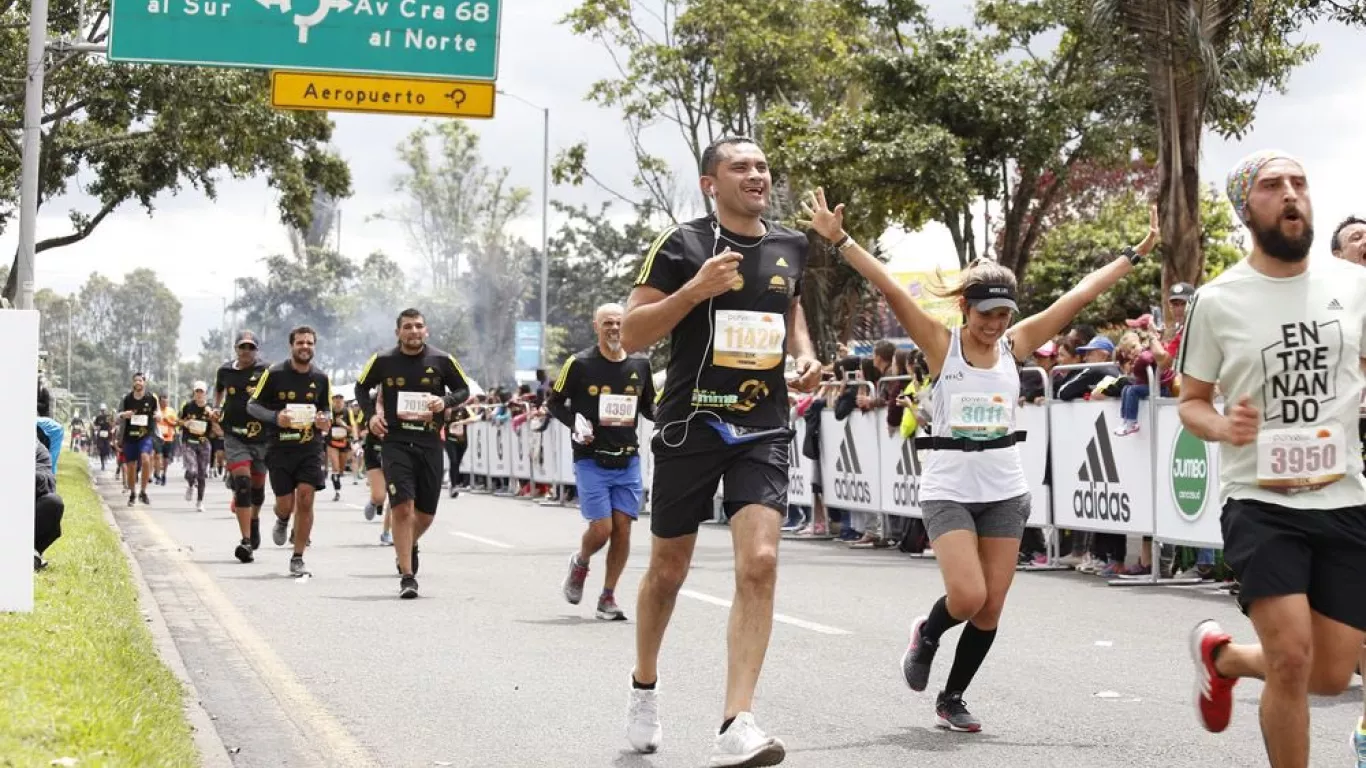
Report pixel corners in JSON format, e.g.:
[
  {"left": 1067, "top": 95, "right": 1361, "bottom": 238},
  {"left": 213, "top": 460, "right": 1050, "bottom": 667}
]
[{"left": 0, "top": 458, "right": 199, "bottom": 767}]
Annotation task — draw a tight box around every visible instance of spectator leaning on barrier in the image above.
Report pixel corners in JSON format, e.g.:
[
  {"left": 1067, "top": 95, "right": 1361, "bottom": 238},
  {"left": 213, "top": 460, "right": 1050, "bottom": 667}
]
[{"left": 1055, "top": 336, "right": 1122, "bottom": 401}]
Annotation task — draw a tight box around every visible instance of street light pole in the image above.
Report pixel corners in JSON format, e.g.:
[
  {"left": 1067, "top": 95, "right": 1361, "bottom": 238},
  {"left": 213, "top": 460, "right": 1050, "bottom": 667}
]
[
  {"left": 496, "top": 89, "right": 551, "bottom": 371},
  {"left": 14, "top": 0, "right": 51, "bottom": 310},
  {"left": 539, "top": 106, "right": 549, "bottom": 371}
]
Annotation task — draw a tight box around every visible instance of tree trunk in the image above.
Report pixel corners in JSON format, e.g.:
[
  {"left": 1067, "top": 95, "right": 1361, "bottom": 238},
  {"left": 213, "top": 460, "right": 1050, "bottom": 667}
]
[{"left": 1154, "top": 77, "right": 1206, "bottom": 327}]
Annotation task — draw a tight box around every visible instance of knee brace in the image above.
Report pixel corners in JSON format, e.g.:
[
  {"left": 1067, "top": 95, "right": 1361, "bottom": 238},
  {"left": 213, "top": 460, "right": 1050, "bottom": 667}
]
[
  {"left": 250, "top": 486, "right": 266, "bottom": 508},
  {"left": 232, "top": 475, "right": 253, "bottom": 509}
]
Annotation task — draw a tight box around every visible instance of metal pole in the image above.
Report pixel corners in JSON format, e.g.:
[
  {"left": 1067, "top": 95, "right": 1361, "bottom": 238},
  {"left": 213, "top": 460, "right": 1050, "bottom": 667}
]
[
  {"left": 65, "top": 300, "right": 71, "bottom": 387},
  {"left": 539, "top": 107, "right": 549, "bottom": 370},
  {"left": 15, "top": 0, "right": 50, "bottom": 310}
]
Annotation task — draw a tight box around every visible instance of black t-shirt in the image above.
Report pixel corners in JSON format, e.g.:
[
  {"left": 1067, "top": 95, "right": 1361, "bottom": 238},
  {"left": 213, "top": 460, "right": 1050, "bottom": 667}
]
[
  {"left": 215, "top": 360, "right": 269, "bottom": 442},
  {"left": 120, "top": 392, "right": 160, "bottom": 439},
  {"left": 354, "top": 345, "right": 471, "bottom": 447},
  {"left": 636, "top": 216, "right": 808, "bottom": 428},
  {"left": 179, "top": 401, "right": 212, "bottom": 444},
  {"left": 548, "top": 347, "right": 657, "bottom": 462},
  {"left": 248, "top": 362, "right": 332, "bottom": 451},
  {"left": 93, "top": 414, "right": 112, "bottom": 438}
]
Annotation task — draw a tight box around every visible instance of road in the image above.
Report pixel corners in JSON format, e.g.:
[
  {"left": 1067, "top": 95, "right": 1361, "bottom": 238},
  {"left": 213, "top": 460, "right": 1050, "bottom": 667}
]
[{"left": 93, "top": 459, "right": 1362, "bottom": 768}]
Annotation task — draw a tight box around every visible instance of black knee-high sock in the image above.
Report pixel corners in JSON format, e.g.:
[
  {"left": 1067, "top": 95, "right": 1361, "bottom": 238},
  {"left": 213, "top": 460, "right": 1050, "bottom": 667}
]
[
  {"left": 921, "top": 595, "right": 965, "bottom": 645},
  {"left": 944, "top": 624, "right": 997, "bottom": 695},
  {"left": 332, "top": 473, "right": 341, "bottom": 491}
]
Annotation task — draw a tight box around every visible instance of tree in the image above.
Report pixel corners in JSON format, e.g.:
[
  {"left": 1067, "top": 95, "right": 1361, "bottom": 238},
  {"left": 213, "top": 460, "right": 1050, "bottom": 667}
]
[
  {"left": 387, "top": 121, "right": 533, "bottom": 386},
  {"left": 1091, "top": 0, "right": 1314, "bottom": 298},
  {"left": 1020, "top": 184, "right": 1242, "bottom": 329},
  {"left": 230, "top": 246, "right": 356, "bottom": 369},
  {"left": 537, "top": 201, "right": 656, "bottom": 361},
  {"left": 0, "top": 0, "right": 352, "bottom": 302}
]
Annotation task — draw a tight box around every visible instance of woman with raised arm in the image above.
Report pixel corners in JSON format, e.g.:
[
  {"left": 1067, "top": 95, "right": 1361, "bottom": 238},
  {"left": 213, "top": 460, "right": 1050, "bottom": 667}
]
[{"left": 800, "top": 188, "right": 1158, "bottom": 733}]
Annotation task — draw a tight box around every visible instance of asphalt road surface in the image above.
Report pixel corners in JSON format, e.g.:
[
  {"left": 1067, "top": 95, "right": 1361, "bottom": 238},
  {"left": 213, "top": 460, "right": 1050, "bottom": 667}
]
[{"left": 92, "top": 458, "right": 1363, "bottom": 768}]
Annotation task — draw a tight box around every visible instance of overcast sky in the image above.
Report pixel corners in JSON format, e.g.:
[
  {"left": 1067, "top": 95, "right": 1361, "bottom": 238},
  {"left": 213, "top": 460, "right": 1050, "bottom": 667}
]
[{"left": 2, "top": 1, "right": 1361, "bottom": 358}]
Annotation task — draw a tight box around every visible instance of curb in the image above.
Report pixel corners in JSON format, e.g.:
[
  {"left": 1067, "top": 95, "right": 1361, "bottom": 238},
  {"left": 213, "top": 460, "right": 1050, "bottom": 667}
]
[{"left": 92, "top": 471, "right": 234, "bottom": 768}]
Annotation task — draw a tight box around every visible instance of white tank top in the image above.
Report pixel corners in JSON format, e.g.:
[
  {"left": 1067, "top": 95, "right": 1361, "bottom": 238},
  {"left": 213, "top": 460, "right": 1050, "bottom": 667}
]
[{"left": 919, "top": 327, "right": 1030, "bottom": 504}]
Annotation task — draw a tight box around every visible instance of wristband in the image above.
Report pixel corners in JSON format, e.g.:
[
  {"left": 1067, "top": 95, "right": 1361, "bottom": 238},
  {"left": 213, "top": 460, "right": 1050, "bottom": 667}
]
[
  {"left": 1122, "top": 246, "right": 1143, "bottom": 265},
  {"left": 832, "top": 233, "right": 852, "bottom": 251}
]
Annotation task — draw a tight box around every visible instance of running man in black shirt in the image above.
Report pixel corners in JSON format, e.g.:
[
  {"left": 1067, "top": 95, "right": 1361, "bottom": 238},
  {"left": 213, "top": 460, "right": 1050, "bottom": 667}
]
[
  {"left": 325, "top": 392, "right": 355, "bottom": 502},
  {"left": 93, "top": 405, "right": 113, "bottom": 471},
  {"left": 179, "top": 381, "right": 217, "bottom": 512},
  {"left": 216, "top": 331, "right": 270, "bottom": 562},
  {"left": 119, "top": 372, "right": 161, "bottom": 507},
  {"left": 247, "top": 326, "right": 334, "bottom": 577},
  {"left": 547, "top": 302, "right": 657, "bottom": 622},
  {"left": 621, "top": 136, "right": 822, "bottom": 765},
  {"left": 355, "top": 308, "right": 471, "bottom": 599}
]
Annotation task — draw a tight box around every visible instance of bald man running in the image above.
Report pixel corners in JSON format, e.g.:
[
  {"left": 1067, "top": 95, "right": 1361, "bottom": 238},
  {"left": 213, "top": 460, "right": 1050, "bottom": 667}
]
[{"left": 546, "top": 303, "right": 657, "bottom": 621}]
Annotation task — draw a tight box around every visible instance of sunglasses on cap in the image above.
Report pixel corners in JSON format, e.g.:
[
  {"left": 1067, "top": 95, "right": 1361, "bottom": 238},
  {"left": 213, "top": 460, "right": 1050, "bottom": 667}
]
[{"left": 236, "top": 342, "right": 257, "bottom": 350}]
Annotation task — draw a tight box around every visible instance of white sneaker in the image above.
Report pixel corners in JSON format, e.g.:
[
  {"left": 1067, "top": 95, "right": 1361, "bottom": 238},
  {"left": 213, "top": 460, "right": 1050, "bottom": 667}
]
[
  {"left": 184, "top": 486, "right": 193, "bottom": 501},
  {"left": 709, "top": 712, "right": 785, "bottom": 767},
  {"left": 625, "top": 680, "right": 662, "bottom": 754},
  {"left": 195, "top": 501, "right": 204, "bottom": 512}
]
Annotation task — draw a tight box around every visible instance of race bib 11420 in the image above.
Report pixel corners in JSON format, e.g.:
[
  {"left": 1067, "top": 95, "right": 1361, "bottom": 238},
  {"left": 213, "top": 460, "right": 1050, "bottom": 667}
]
[
  {"left": 712, "top": 310, "right": 785, "bottom": 370},
  {"left": 1256, "top": 425, "right": 1346, "bottom": 494}
]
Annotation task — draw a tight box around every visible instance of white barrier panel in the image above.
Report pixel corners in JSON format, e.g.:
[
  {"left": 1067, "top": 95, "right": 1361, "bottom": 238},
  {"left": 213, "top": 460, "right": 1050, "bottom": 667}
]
[
  {"left": 877, "top": 421, "right": 922, "bottom": 519},
  {"left": 489, "top": 421, "right": 511, "bottom": 478},
  {"left": 788, "top": 410, "right": 813, "bottom": 507},
  {"left": 530, "top": 422, "right": 554, "bottom": 485},
  {"left": 470, "top": 421, "right": 489, "bottom": 476},
  {"left": 2, "top": 311, "right": 39, "bottom": 612},
  {"left": 555, "top": 420, "right": 577, "bottom": 485},
  {"left": 1153, "top": 400, "right": 1224, "bottom": 548},
  {"left": 1018, "top": 404, "right": 1051, "bottom": 529},
  {"left": 1049, "top": 400, "right": 1154, "bottom": 535},
  {"left": 818, "top": 409, "right": 882, "bottom": 512},
  {"left": 511, "top": 422, "right": 531, "bottom": 480},
  {"left": 638, "top": 418, "right": 655, "bottom": 508},
  {"left": 458, "top": 427, "right": 472, "bottom": 474}
]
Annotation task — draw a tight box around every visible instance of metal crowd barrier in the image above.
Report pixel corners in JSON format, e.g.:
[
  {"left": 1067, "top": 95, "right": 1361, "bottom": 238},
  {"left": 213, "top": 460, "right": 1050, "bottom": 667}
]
[{"left": 454, "top": 376, "right": 1226, "bottom": 585}]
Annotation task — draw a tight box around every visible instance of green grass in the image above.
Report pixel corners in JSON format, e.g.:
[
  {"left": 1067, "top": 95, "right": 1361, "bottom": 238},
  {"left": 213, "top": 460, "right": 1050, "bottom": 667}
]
[{"left": 0, "top": 458, "right": 199, "bottom": 768}]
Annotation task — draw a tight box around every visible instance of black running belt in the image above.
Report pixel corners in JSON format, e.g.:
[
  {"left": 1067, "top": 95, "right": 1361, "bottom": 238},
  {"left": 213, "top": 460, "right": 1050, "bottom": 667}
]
[{"left": 914, "top": 431, "right": 1027, "bottom": 453}]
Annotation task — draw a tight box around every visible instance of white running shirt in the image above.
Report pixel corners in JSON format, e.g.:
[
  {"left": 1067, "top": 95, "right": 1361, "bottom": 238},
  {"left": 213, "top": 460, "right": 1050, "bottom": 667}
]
[
  {"left": 919, "top": 328, "right": 1030, "bottom": 504},
  {"left": 1178, "top": 256, "right": 1366, "bottom": 509}
]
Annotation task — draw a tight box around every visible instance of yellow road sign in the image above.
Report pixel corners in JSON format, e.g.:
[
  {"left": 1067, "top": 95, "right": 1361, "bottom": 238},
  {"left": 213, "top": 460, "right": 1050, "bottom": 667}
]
[{"left": 270, "top": 72, "right": 496, "bottom": 119}]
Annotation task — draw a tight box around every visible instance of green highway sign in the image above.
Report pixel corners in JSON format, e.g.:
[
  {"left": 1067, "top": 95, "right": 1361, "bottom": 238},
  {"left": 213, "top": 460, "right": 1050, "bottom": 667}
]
[{"left": 108, "top": 0, "right": 500, "bottom": 81}]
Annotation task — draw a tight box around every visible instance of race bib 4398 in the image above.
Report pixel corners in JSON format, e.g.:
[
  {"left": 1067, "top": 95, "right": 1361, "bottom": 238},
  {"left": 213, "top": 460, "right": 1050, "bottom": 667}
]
[
  {"left": 598, "top": 394, "right": 638, "bottom": 427},
  {"left": 712, "top": 310, "right": 785, "bottom": 370}
]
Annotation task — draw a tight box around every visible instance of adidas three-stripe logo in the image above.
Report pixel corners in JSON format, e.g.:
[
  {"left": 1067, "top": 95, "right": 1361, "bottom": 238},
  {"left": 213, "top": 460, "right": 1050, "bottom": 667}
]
[
  {"left": 1077, "top": 413, "right": 1120, "bottom": 484},
  {"left": 895, "top": 439, "right": 920, "bottom": 477},
  {"left": 834, "top": 420, "right": 861, "bottom": 474}
]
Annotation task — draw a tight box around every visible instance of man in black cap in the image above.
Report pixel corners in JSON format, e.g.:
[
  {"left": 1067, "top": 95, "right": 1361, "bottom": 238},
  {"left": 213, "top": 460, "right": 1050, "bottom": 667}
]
[{"left": 215, "top": 330, "right": 270, "bottom": 563}]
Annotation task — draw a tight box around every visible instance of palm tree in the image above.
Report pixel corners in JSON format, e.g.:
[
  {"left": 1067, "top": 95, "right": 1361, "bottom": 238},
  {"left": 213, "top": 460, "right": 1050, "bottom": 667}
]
[{"left": 1092, "top": 0, "right": 1244, "bottom": 302}]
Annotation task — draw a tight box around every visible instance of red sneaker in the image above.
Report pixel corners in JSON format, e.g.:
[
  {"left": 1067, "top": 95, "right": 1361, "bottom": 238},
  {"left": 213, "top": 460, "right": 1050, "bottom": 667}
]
[{"left": 1190, "top": 619, "right": 1238, "bottom": 733}]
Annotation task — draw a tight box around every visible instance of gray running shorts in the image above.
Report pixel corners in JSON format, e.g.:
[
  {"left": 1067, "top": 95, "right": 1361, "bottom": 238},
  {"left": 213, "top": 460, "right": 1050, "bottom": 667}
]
[
  {"left": 224, "top": 434, "right": 269, "bottom": 476},
  {"left": 921, "top": 493, "right": 1031, "bottom": 542}
]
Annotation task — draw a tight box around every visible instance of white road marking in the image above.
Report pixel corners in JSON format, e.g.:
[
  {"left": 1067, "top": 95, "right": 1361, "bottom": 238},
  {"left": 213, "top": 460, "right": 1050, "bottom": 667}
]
[
  {"left": 450, "top": 531, "right": 514, "bottom": 549},
  {"left": 129, "top": 506, "right": 373, "bottom": 766},
  {"left": 678, "top": 589, "right": 852, "bottom": 636}
]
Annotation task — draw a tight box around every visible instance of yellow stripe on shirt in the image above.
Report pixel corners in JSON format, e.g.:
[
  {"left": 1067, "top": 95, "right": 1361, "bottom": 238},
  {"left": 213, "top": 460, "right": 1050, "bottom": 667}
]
[{"left": 635, "top": 226, "right": 679, "bottom": 286}]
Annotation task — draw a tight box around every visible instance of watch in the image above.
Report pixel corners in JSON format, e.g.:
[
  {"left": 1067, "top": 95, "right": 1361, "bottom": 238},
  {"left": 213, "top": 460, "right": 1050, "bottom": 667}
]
[{"left": 1122, "top": 246, "right": 1143, "bottom": 265}]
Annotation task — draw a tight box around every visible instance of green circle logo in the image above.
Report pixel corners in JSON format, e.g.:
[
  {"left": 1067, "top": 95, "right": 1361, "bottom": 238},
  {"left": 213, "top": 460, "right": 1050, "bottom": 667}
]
[{"left": 1170, "top": 427, "right": 1210, "bottom": 521}]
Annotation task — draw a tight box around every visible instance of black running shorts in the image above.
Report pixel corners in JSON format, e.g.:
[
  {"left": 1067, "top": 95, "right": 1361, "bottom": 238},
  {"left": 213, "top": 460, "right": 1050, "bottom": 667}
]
[
  {"left": 363, "top": 440, "right": 383, "bottom": 472},
  {"left": 648, "top": 424, "right": 791, "bottom": 539},
  {"left": 381, "top": 441, "right": 444, "bottom": 515},
  {"left": 266, "top": 448, "right": 327, "bottom": 498},
  {"left": 1221, "top": 497, "right": 1366, "bottom": 631}
]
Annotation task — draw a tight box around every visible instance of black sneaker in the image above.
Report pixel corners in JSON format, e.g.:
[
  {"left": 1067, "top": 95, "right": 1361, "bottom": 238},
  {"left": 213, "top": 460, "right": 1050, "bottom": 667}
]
[
  {"left": 935, "top": 691, "right": 981, "bottom": 733},
  {"left": 127, "top": 493, "right": 136, "bottom": 507},
  {"left": 399, "top": 575, "right": 419, "bottom": 599},
  {"left": 412, "top": 544, "right": 420, "bottom": 576},
  {"left": 900, "top": 616, "right": 935, "bottom": 692},
  {"left": 139, "top": 491, "right": 151, "bottom": 505},
  {"left": 249, "top": 518, "right": 261, "bottom": 550},
  {"left": 234, "top": 539, "right": 254, "bottom": 563}
]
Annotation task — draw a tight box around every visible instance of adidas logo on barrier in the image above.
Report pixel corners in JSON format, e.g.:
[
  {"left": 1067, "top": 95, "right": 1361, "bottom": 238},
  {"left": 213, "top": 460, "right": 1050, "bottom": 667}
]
[
  {"left": 1073, "top": 413, "right": 1131, "bottom": 523},
  {"left": 832, "top": 419, "right": 873, "bottom": 504},
  {"left": 890, "top": 437, "right": 921, "bottom": 507}
]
